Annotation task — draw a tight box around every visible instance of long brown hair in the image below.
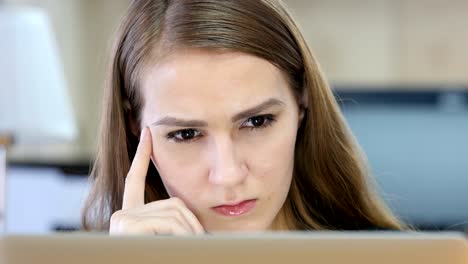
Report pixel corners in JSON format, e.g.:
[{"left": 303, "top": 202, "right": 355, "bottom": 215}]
[{"left": 82, "top": 0, "right": 404, "bottom": 231}]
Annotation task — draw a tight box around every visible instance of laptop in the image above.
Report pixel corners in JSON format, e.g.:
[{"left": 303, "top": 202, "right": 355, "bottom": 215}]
[{"left": 1, "top": 231, "right": 467, "bottom": 264}]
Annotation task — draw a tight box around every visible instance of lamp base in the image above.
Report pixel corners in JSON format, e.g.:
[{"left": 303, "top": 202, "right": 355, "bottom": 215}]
[{"left": 0, "top": 134, "right": 13, "bottom": 146}]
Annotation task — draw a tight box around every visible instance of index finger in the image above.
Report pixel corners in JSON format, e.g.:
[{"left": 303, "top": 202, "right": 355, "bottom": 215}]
[{"left": 122, "top": 126, "right": 153, "bottom": 210}]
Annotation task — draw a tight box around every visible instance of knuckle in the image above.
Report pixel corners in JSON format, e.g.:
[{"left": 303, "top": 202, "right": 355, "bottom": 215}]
[
  {"left": 124, "top": 173, "right": 142, "bottom": 186},
  {"left": 170, "top": 208, "right": 184, "bottom": 222},
  {"left": 125, "top": 171, "right": 136, "bottom": 182},
  {"left": 170, "top": 197, "right": 185, "bottom": 208},
  {"left": 170, "top": 216, "right": 184, "bottom": 229},
  {"left": 124, "top": 174, "right": 133, "bottom": 185},
  {"left": 110, "top": 209, "right": 133, "bottom": 227},
  {"left": 110, "top": 210, "right": 124, "bottom": 224}
]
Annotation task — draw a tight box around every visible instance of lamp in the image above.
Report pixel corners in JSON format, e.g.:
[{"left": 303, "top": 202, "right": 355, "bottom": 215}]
[
  {"left": 0, "top": 7, "right": 79, "bottom": 232},
  {"left": 0, "top": 7, "right": 77, "bottom": 144}
]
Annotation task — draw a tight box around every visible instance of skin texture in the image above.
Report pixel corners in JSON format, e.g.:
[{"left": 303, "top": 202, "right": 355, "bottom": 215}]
[{"left": 110, "top": 49, "right": 303, "bottom": 234}]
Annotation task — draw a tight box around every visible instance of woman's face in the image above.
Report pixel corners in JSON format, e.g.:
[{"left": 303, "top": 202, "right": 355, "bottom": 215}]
[{"left": 139, "top": 49, "right": 302, "bottom": 232}]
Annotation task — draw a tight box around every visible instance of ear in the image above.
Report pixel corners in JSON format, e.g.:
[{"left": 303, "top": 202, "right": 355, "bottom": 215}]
[{"left": 124, "top": 99, "right": 141, "bottom": 138}]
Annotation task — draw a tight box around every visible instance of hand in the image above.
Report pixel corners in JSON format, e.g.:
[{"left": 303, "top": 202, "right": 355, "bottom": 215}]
[{"left": 109, "top": 127, "right": 205, "bottom": 235}]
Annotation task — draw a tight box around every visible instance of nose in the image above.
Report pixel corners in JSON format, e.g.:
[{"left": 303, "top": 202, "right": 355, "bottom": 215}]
[{"left": 208, "top": 136, "right": 248, "bottom": 187}]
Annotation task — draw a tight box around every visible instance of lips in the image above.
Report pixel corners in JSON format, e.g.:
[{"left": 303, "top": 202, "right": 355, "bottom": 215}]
[{"left": 212, "top": 199, "right": 257, "bottom": 216}]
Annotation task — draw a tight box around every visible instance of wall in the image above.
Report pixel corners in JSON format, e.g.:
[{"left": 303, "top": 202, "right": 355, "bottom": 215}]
[
  {"left": 286, "top": 0, "right": 468, "bottom": 86},
  {"left": 6, "top": 0, "right": 468, "bottom": 152}
]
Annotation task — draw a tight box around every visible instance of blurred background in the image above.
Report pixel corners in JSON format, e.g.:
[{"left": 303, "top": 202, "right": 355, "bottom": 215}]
[{"left": 0, "top": 0, "right": 467, "bottom": 234}]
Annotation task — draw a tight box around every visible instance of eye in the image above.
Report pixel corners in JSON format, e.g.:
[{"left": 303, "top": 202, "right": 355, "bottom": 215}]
[
  {"left": 242, "top": 114, "right": 276, "bottom": 130},
  {"left": 166, "top": 129, "right": 202, "bottom": 143}
]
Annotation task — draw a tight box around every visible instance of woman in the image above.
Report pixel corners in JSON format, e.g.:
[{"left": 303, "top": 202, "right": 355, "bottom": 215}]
[{"left": 82, "top": 0, "right": 404, "bottom": 234}]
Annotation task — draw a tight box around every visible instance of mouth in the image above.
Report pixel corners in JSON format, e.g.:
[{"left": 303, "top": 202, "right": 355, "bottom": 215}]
[{"left": 211, "top": 199, "right": 257, "bottom": 217}]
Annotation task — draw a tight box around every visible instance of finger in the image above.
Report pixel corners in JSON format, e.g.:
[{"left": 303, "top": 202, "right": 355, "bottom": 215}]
[
  {"left": 139, "top": 209, "right": 195, "bottom": 234},
  {"left": 154, "top": 217, "right": 193, "bottom": 235},
  {"left": 179, "top": 207, "right": 205, "bottom": 234},
  {"left": 129, "top": 206, "right": 195, "bottom": 234},
  {"left": 137, "top": 198, "right": 205, "bottom": 234},
  {"left": 169, "top": 198, "right": 205, "bottom": 234},
  {"left": 112, "top": 216, "right": 192, "bottom": 236},
  {"left": 122, "top": 127, "right": 153, "bottom": 209}
]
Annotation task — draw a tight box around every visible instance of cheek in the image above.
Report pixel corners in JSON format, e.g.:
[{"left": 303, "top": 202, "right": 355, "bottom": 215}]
[
  {"left": 150, "top": 138, "right": 206, "bottom": 199},
  {"left": 245, "top": 121, "right": 297, "bottom": 182}
]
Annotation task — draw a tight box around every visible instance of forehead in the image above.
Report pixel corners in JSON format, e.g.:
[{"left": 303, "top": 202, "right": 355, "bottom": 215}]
[{"left": 140, "top": 49, "right": 293, "bottom": 117}]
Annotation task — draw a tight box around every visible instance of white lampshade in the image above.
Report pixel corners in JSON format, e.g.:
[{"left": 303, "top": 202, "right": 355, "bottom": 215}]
[{"left": 0, "top": 7, "right": 77, "bottom": 145}]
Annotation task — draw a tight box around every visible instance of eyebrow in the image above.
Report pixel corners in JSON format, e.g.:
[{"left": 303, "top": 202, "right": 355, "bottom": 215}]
[{"left": 151, "top": 98, "right": 285, "bottom": 127}]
